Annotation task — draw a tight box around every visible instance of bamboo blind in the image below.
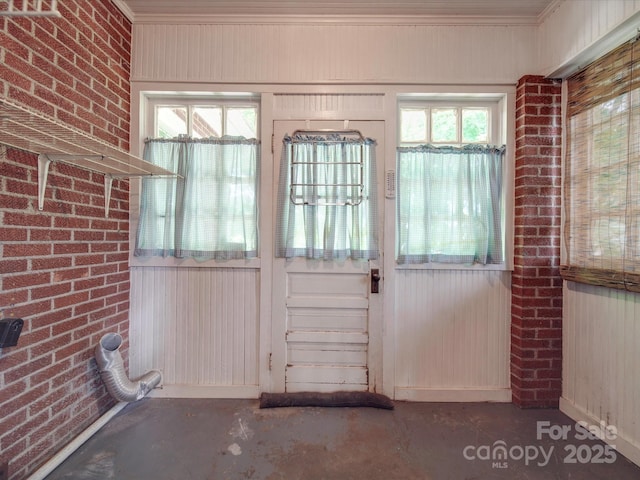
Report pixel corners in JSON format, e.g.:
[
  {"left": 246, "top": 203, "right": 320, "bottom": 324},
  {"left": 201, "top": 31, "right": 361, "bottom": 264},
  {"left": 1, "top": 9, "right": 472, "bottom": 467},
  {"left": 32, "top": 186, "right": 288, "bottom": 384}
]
[{"left": 563, "top": 38, "right": 640, "bottom": 292}]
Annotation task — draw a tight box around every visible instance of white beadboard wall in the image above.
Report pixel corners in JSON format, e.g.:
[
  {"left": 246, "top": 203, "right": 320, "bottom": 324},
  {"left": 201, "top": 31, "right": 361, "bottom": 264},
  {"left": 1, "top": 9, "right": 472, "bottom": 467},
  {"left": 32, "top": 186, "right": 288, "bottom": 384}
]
[
  {"left": 394, "top": 269, "right": 511, "bottom": 402},
  {"left": 131, "top": 23, "right": 537, "bottom": 84},
  {"left": 561, "top": 282, "right": 640, "bottom": 467},
  {"left": 129, "top": 267, "right": 260, "bottom": 397},
  {"left": 539, "top": 0, "right": 640, "bottom": 76}
]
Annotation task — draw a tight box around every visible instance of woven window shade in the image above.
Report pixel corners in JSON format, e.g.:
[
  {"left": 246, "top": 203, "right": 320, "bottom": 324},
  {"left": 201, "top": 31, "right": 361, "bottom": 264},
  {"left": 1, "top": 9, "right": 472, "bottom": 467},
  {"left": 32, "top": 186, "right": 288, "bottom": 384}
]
[{"left": 562, "top": 38, "right": 640, "bottom": 292}]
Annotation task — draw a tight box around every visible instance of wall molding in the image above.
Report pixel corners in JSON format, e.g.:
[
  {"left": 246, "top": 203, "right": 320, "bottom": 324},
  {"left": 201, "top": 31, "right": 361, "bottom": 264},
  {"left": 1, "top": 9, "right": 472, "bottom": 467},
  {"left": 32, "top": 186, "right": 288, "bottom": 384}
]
[
  {"left": 560, "top": 397, "right": 640, "bottom": 468},
  {"left": 149, "top": 385, "right": 261, "bottom": 399},
  {"left": 395, "top": 388, "right": 512, "bottom": 403}
]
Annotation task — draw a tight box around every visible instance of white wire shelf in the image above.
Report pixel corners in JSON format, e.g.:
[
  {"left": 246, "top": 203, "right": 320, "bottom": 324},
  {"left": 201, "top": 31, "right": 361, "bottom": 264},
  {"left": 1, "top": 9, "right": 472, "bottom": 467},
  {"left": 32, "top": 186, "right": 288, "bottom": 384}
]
[
  {"left": 0, "top": 0, "right": 61, "bottom": 17},
  {"left": 0, "top": 98, "right": 177, "bottom": 217}
]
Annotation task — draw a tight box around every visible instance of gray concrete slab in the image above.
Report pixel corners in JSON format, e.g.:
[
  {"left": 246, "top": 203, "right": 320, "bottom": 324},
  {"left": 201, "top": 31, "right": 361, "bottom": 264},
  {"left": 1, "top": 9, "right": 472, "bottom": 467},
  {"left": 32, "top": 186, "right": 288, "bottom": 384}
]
[{"left": 45, "top": 399, "right": 640, "bottom": 479}]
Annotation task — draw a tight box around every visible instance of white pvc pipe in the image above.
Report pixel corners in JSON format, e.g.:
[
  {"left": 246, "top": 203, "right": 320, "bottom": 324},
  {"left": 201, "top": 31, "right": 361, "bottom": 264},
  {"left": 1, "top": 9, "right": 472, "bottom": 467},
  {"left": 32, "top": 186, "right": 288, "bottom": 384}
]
[{"left": 27, "top": 402, "right": 127, "bottom": 480}]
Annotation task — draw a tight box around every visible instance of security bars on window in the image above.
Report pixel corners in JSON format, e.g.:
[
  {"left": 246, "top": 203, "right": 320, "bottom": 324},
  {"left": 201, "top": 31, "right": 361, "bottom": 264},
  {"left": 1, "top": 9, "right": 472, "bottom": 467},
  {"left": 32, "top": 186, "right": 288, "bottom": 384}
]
[{"left": 288, "top": 129, "right": 365, "bottom": 207}]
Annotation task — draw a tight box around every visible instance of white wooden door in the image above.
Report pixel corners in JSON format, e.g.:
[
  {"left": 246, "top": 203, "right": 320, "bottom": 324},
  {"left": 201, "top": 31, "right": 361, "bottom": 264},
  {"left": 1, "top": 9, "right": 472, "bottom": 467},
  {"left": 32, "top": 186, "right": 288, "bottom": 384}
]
[{"left": 272, "top": 120, "right": 384, "bottom": 393}]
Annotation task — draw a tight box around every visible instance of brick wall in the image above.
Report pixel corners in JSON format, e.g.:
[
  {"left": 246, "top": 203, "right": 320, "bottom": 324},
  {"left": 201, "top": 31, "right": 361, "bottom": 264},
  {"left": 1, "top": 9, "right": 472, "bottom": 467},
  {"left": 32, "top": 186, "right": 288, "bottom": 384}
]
[
  {"left": 0, "top": 2, "right": 132, "bottom": 479},
  {"left": 511, "top": 75, "right": 563, "bottom": 408}
]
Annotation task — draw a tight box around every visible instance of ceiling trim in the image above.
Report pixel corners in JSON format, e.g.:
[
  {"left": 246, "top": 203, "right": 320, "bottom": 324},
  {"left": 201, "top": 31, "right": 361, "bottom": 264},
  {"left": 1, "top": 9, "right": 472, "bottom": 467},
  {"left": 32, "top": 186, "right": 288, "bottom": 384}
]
[
  {"left": 115, "top": 12, "right": 543, "bottom": 26},
  {"left": 113, "top": 0, "right": 135, "bottom": 23},
  {"left": 538, "top": 0, "right": 564, "bottom": 24}
]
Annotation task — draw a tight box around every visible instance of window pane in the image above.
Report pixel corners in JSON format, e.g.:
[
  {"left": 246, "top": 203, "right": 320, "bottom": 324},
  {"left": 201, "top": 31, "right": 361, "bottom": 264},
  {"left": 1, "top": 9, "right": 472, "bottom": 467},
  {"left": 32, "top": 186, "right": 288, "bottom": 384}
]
[
  {"left": 400, "top": 108, "right": 427, "bottom": 142},
  {"left": 432, "top": 108, "right": 458, "bottom": 143},
  {"left": 192, "top": 107, "right": 222, "bottom": 138},
  {"left": 157, "top": 107, "right": 187, "bottom": 138},
  {"left": 462, "top": 108, "right": 488, "bottom": 142},
  {"left": 227, "top": 107, "right": 258, "bottom": 138}
]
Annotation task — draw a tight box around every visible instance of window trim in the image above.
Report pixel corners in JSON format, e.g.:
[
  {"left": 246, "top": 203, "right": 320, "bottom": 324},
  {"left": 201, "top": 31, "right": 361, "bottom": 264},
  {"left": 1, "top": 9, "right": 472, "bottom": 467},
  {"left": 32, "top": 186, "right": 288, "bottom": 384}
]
[
  {"left": 398, "top": 100, "right": 500, "bottom": 147},
  {"left": 396, "top": 96, "right": 511, "bottom": 271},
  {"left": 131, "top": 93, "right": 262, "bottom": 269},
  {"left": 146, "top": 96, "right": 260, "bottom": 139}
]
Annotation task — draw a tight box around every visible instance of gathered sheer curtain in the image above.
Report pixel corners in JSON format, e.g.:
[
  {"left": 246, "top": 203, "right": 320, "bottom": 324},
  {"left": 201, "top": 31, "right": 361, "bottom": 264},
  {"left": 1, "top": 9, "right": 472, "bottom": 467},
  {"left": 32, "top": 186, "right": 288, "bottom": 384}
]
[
  {"left": 135, "top": 136, "right": 259, "bottom": 259},
  {"left": 275, "top": 134, "right": 379, "bottom": 260},
  {"left": 396, "top": 144, "right": 505, "bottom": 265}
]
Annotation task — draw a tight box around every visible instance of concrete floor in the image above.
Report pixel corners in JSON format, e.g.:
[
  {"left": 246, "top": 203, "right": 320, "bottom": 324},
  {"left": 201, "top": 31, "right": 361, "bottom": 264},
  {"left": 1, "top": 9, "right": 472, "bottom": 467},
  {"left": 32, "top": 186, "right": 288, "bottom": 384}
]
[{"left": 45, "top": 398, "right": 640, "bottom": 480}]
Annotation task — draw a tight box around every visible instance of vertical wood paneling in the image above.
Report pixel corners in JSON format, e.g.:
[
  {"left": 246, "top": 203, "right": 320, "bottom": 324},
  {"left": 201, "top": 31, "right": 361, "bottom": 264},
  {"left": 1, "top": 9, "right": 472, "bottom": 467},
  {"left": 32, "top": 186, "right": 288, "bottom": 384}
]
[
  {"left": 129, "top": 267, "right": 259, "bottom": 387},
  {"left": 563, "top": 283, "right": 640, "bottom": 455},
  {"left": 131, "top": 23, "right": 537, "bottom": 84},
  {"left": 395, "top": 269, "right": 511, "bottom": 391},
  {"left": 539, "top": 0, "right": 640, "bottom": 75},
  {"left": 273, "top": 93, "right": 385, "bottom": 117}
]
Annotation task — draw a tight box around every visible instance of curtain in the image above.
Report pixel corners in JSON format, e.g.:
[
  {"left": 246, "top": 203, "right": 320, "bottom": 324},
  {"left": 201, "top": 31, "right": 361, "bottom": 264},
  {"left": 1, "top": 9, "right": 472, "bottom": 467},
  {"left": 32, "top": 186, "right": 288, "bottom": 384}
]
[
  {"left": 396, "top": 144, "right": 505, "bottom": 265},
  {"left": 275, "top": 134, "right": 379, "bottom": 260},
  {"left": 135, "top": 136, "right": 259, "bottom": 259}
]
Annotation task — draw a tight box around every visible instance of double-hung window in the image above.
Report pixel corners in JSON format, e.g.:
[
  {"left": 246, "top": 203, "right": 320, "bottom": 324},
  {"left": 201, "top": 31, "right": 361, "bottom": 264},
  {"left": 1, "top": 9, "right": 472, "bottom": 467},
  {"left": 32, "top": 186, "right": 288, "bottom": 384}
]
[
  {"left": 135, "top": 98, "right": 259, "bottom": 260},
  {"left": 396, "top": 101, "right": 506, "bottom": 266}
]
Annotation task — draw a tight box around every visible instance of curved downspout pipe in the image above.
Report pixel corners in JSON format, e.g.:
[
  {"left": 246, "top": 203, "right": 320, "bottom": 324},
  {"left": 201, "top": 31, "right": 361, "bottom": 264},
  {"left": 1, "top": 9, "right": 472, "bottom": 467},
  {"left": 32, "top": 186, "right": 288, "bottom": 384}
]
[{"left": 95, "top": 332, "right": 162, "bottom": 402}]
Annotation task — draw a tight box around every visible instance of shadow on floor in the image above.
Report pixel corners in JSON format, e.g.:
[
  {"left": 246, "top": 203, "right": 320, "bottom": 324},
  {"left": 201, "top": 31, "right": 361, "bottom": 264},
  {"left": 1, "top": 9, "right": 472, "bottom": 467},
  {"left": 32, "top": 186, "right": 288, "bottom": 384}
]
[{"left": 45, "top": 398, "right": 640, "bottom": 480}]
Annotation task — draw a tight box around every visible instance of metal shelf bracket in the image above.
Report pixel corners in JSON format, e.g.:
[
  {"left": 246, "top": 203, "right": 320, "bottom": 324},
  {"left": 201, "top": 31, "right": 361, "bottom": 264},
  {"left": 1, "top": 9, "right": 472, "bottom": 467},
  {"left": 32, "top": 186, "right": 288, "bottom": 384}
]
[{"left": 38, "top": 154, "right": 129, "bottom": 218}]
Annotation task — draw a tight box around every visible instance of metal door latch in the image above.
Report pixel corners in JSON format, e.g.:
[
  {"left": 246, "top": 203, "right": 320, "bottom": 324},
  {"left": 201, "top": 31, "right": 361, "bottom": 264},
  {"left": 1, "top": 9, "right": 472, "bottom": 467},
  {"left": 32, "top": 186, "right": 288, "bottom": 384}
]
[{"left": 371, "top": 269, "right": 380, "bottom": 293}]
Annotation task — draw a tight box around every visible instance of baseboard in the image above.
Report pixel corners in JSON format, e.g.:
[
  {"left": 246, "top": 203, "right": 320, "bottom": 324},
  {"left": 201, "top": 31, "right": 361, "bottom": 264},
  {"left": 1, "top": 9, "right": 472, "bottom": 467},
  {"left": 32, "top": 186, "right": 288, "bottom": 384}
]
[
  {"left": 148, "top": 384, "right": 260, "bottom": 399},
  {"left": 394, "top": 387, "right": 512, "bottom": 402},
  {"left": 560, "top": 397, "right": 640, "bottom": 468}
]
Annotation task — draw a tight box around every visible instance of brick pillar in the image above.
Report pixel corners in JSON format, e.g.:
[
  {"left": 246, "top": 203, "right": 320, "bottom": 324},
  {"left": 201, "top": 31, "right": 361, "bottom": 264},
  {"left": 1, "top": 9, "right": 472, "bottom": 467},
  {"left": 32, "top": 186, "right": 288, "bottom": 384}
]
[{"left": 511, "top": 75, "right": 563, "bottom": 408}]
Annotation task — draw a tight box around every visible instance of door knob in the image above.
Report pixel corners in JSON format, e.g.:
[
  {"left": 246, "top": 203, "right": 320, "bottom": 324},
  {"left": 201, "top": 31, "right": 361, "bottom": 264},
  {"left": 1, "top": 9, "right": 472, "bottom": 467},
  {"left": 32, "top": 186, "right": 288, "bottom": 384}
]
[{"left": 371, "top": 269, "right": 380, "bottom": 293}]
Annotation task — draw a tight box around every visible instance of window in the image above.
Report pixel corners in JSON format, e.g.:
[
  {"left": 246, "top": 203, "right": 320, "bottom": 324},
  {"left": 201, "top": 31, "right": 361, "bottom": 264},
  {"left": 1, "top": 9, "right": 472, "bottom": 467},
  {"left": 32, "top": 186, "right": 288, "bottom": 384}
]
[
  {"left": 155, "top": 103, "right": 258, "bottom": 139},
  {"left": 396, "top": 101, "right": 505, "bottom": 266},
  {"left": 135, "top": 98, "right": 259, "bottom": 260},
  {"left": 275, "top": 132, "right": 378, "bottom": 260},
  {"left": 562, "top": 40, "right": 640, "bottom": 291},
  {"left": 399, "top": 105, "right": 490, "bottom": 145}
]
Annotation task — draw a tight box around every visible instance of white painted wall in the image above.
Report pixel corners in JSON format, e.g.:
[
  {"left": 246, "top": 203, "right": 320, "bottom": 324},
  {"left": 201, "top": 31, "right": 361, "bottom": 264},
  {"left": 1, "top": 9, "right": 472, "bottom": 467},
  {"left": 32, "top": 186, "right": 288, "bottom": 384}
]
[
  {"left": 539, "top": 0, "right": 640, "bottom": 77},
  {"left": 394, "top": 270, "right": 511, "bottom": 402},
  {"left": 540, "top": 0, "right": 640, "bottom": 468},
  {"left": 131, "top": 23, "right": 537, "bottom": 84},
  {"left": 127, "top": 8, "right": 640, "bottom": 455},
  {"left": 128, "top": 84, "right": 514, "bottom": 401},
  {"left": 129, "top": 267, "right": 260, "bottom": 398},
  {"left": 561, "top": 282, "right": 640, "bottom": 467}
]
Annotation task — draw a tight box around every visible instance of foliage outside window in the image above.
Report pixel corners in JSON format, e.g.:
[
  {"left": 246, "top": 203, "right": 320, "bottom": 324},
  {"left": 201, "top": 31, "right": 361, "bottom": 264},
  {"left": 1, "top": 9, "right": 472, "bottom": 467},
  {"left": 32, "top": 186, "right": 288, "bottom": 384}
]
[
  {"left": 563, "top": 40, "right": 640, "bottom": 291},
  {"left": 396, "top": 104, "right": 505, "bottom": 266},
  {"left": 135, "top": 101, "right": 259, "bottom": 260}
]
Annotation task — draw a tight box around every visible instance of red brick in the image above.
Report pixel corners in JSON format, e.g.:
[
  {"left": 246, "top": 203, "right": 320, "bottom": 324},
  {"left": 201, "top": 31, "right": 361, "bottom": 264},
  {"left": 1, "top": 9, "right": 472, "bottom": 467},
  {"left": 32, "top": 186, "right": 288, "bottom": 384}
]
[
  {"left": 31, "top": 257, "right": 73, "bottom": 271},
  {"left": 52, "top": 268, "right": 90, "bottom": 282},
  {"left": 2, "top": 272, "right": 51, "bottom": 290},
  {"left": 51, "top": 315, "right": 88, "bottom": 336},
  {"left": 54, "top": 291, "right": 90, "bottom": 309},
  {"left": 53, "top": 243, "right": 89, "bottom": 255},
  {"left": 1, "top": 1, "right": 131, "bottom": 473},
  {"left": 512, "top": 75, "right": 563, "bottom": 408},
  {"left": 0, "top": 259, "right": 28, "bottom": 274}
]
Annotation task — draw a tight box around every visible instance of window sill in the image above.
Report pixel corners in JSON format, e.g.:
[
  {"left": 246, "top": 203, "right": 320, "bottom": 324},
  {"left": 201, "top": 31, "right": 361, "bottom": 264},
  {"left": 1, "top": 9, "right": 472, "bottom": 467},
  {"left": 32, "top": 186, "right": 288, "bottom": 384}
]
[
  {"left": 129, "top": 257, "right": 261, "bottom": 269},
  {"left": 395, "top": 263, "right": 511, "bottom": 272}
]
